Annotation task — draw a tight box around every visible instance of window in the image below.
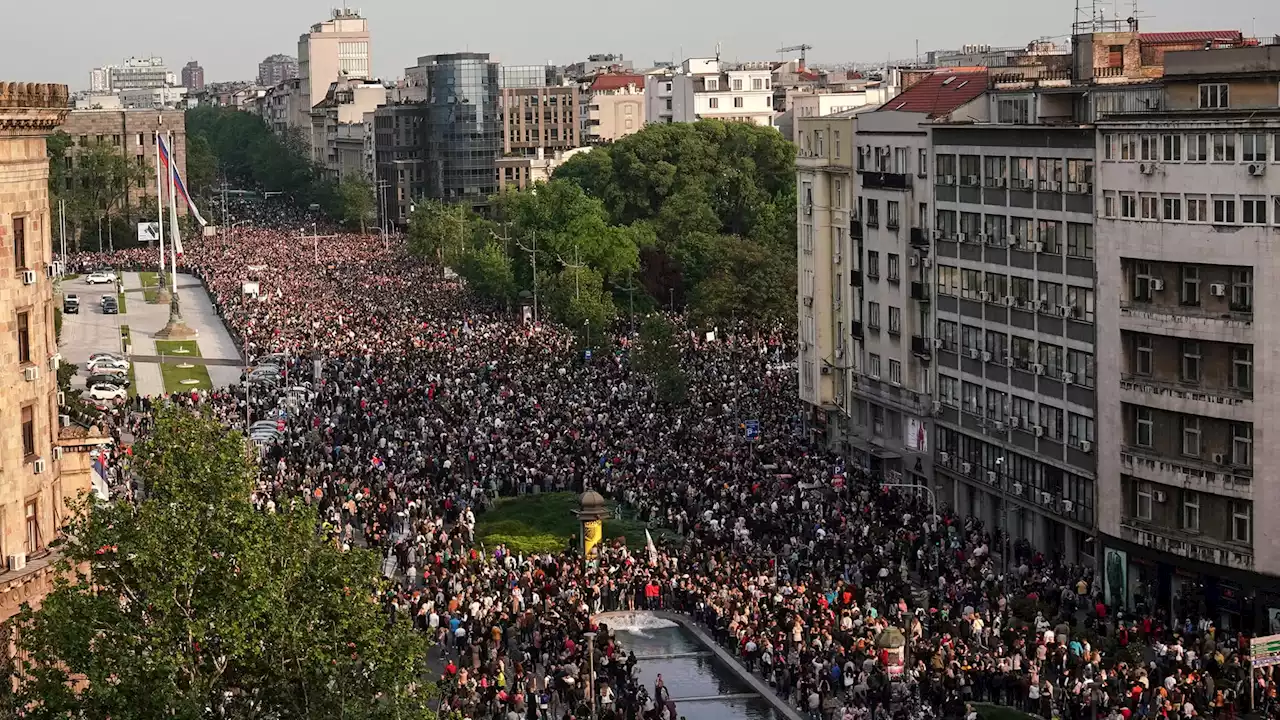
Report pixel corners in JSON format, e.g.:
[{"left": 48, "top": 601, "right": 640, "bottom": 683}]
[
  {"left": 834, "top": 131, "right": 841, "bottom": 159},
  {"left": 1135, "top": 334, "right": 1153, "bottom": 375},
  {"left": 731, "top": 78, "right": 743, "bottom": 91},
  {"left": 16, "top": 309, "right": 32, "bottom": 365},
  {"left": 1232, "top": 502, "right": 1252, "bottom": 543},
  {"left": 1162, "top": 134, "right": 1182, "bottom": 162},
  {"left": 888, "top": 359, "right": 902, "bottom": 385},
  {"left": 1162, "top": 195, "right": 1182, "bottom": 221},
  {"left": 1181, "top": 416, "right": 1202, "bottom": 457},
  {"left": 959, "top": 155, "right": 981, "bottom": 184},
  {"left": 733, "top": 97, "right": 744, "bottom": 108},
  {"left": 1231, "top": 269, "right": 1253, "bottom": 311},
  {"left": 1186, "top": 195, "right": 1208, "bottom": 222},
  {"left": 985, "top": 214, "right": 1007, "bottom": 241},
  {"left": 1212, "top": 133, "right": 1236, "bottom": 162},
  {"left": 1139, "top": 135, "right": 1159, "bottom": 161},
  {"left": 1066, "top": 286, "right": 1094, "bottom": 322},
  {"left": 1187, "top": 134, "right": 1209, "bottom": 162},
  {"left": 985, "top": 330, "right": 1008, "bottom": 361},
  {"left": 939, "top": 375, "right": 959, "bottom": 406},
  {"left": 1068, "top": 413, "right": 1095, "bottom": 449},
  {"left": 982, "top": 155, "right": 1005, "bottom": 185},
  {"left": 983, "top": 272, "right": 1008, "bottom": 300},
  {"left": 887, "top": 201, "right": 901, "bottom": 230},
  {"left": 708, "top": 97, "right": 719, "bottom": 109},
  {"left": 1199, "top": 83, "right": 1229, "bottom": 109},
  {"left": 866, "top": 251, "right": 880, "bottom": 279},
  {"left": 1140, "top": 194, "right": 1159, "bottom": 220},
  {"left": 961, "top": 269, "right": 982, "bottom": 300},
  {"left": 1066, "top": 158, "right": 1092, "bottom": 189},
  {"left": 752, "top": 77, "right": 764, "bottom": 90},
  {"left": 888, "top": 306, "right": 901, "bottom": 335},
  {"left": 1181, "top": 340, "right": 1201, "bottom": 383},
  {"left": 1182, "top": 491, "right": 1201, "bottom": 532},
  {"left": 866, "top": 199, "right": 879, "bottom": 227},
  {"left": 868, "top": 353, "right": 882, "bottom": 378},
  {"left": 1232, "top": 423, "right": 1253, "bottom": 466},
  {"left": 937, "top": 320, "right": 959, "bottom": 351},
  {"left": 1103, "top": 133, "right": 1115, "bottom": 160},
  {"left": 917, "top": 148, "right": 928, "bottom": 176},
  {"left": 1011, "top": 157, "right": 1034, "bottom": 187},
  {"left": 962, "top": 382, "right": 982, "bottom": 416},
  {"left": 21, "top": 405, "right": 35, "bottom": 458},
  {"left": 1243, "top": 133, "right": 1267, "bottom": 162},
  {"left": 1010, "top": 276, "right": 1032, "bottom": 305},
  {"left": 887, "top": 253, "right": 900, "bottom": 282},
  {"left": 1180, "top": 265, "right": 1200, "bottom": 306},
  {"left": 25, "top": 499, "right": 39, "bottom": 553},
  {"left": 1119, "top": 134, "right": 1137, "bottom": 161},
  {"left": 1039, "top": 404, "right": 1064, "bottom": 440},
  {"left": 1037, "top": 220, "right": 1061, "bottom": 253},
  {"left": 867, "top": 302, "right": 881, "bottom": 329},
  {"left": 936, "top": 154, "right": 957, "bottom": 179},
  {"left": 1120, "top": 193, "right": 1138, "bottom": 219},
  {"left": 1036, "top": 158, "right": 1063, "bottom": 190},
  {"left": 996, "top": 96, "right": 1030, "bottom": 124},
  {"left": 1131, "top": 262, "right": 1153, "bottom": 302},
  {"left": 1103, "top": 191, "right": 1116, "bottom": 218},
  {"left": 1213, "top": 196, "right": 1236, "bottom": 224},
  {"left": 1135, "top": 407, "right": 1153, "bottom": 447},
  {"left": 12, "top": 215, "right": 25, "bottom": 270},
  {"left": 1243, "top": 197, "right": 1267, "bottom": 225},
  {"left": 1231, "top": 346, "right": 1253, "bottom": 392},
  {"left": 960, "top": 324, "right": 982, "bottom": 354},
  {"left": 985, "top": 389, "right": 1006, "bottom": 422},
  {"left": 1038, "top": 342, "right": 1065, "bottom": 379},
  {"left": 1135, "top": 481, "right": 1153, "bottom": 521},
  {"left": 1067, "top": 348, "right": 1095, "bottom": 387}
]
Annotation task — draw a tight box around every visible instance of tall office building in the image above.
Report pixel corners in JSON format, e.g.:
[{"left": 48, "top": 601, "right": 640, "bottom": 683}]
[
  {"left": 259, "top": 54, "right": 299, "bottom": 87},
  {"left": 181, "top": 61, "right": 205, "bottom": 92},
  {"left": 298, "top": 8, "right": 371, "bottom": 111},
  {"left": 412, "top": 53, "right": 501, "bottom": 205},
  {"left": 0, "top": 80, "right": 107, "bottom": 621}
]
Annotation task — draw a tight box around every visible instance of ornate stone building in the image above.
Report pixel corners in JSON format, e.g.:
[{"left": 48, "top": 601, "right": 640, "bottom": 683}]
[{"left": 0, "top": 81, "right": 107, "bottom": 622}]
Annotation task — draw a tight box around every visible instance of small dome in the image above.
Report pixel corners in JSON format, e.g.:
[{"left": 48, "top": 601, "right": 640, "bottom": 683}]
[{"left": 579, "top": 490, "right": 607, "bottom": 512}]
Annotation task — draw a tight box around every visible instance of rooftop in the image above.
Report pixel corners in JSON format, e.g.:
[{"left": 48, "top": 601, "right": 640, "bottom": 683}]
[
  {"left": 589, "top": 74, "right": 645, "bottom": 92},
  {"left": 878, "top": 69, "right": 987, "bottom": 118},
  {"left": 1139, "top": 30, "right": 1243, "bottom": 45}
]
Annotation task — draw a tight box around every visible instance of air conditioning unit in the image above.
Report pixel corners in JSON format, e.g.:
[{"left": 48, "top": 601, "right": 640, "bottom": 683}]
[
  {"left": 48, "top": 353, "right": 61, "bottom": 371},
  {"left": 820, "top": 366, "right": 831, "bottom": 375},
  {"left": 59, "top": 414, "right": 70, "bottom": 428},
  {"left": 940, "top": 451, "right": 951, "bottom": 464},
  {"left": 956, "top": 232, "right": 968, "bottom": 243},
  {"left": 1080, "top": 441, "right": 1092, "bottom": 453},
  {"left": 1139, "top": 163, "right": 1156, "bottom": 175},
  {"left": 1150, "top": 278, "right": 1165, "bottom": 291},
  {"left": 961, "top": 462, "right": 973, "bottom": 475},
  {"left": 804, "top": 204, "right": 812, "bottom": 216},
  {"left": 1041, "top": 491, "right": 1053, "bottom": 505},
  {"left": 995, "top": 177, "right": 1007, "bottom": 188},
  {"left": 45, "top": 265, "right": 56, "bottom": 278},
  {"left": 986, "top": 470, "right": 998, "bottom": 483},
  {"left": 1034, "top": 425, "right": 1045, "bottom": 438},
  {"left": 993, "top": 422, "right": 1005, "bottom": 432},
  {"left": 1066, "top": 182, "right": 1081, "bottom": 193},
  {"left": 1063, "top": 499, "right": 1074, "bottom": 512},
  {"left": 56, "top": 391, "right": 65, "bottom": 406},
  {"left": 6, "top": 554, "right": 26, "bottom": 573},
  {"left": 923, "top": 257, "right": 933, "bottom": 268},
  {"left": 1003, "top": 295, "right": 1015, "bottom": 307},
  {"left": 1009, "top": 417, "right": 1021, "bottom": 429},
  {"left": 1036, "top": 300, "right": 1050, "bottom": 312},
  {"left": 1248, "top": 164, "right": 1267, "bottom": 176},
  {"left": 52, "top": 446, "right": 63, "bottom": 461},
  {"left": 33, "top": 458, "right": 46, "bottom": 475},
  {"left": 1063, "top": 372, "right": 1075, "bottom": 385},
  {"left": 833, "top": 254, "right": 842, "bottom": 265},
  {"left": 1209, "top": 283, "right": 1226, "bottom": 297},
  {"left": 1153, "top": 490, "right": 1167, "bottom": 503},
  {"left": 800, "top": 341, "right": 810, "bottom": 351},
  {"left": 1213, "top": 453, "right": 1226, "bottom": 465},
  {"left": 979, "top": 290, "right": 991, "bottom": 302},
  {"left": 981, "top": 351, "right": 992, "bottom": 362},
  {"left": 968, "top": 348, "right": 981, "bottom": 360},
  {"left": 21, "top": 269, "right": 37, "bottom": 285},
  {"left": 1029, "top": 241, "right": 1044, "bottom": 253},
  {"left": 803, "top": 296, "right": 814, "bottom": 307},
  {"left": 1032, "top": 363, "right": 1045, "bottom": 375},
  {"left": 909, "top": 254, "right": 919, "bottom": 267},
  {"left": 1056, "top": 305, "right": 1070, "bottom": 317},
  {"left": 932, "top": 401, "right": 943, "bottom": 415},
  {"left": 933, "top": 229, "right": 944, "bottom": 240},
  {"left": 1012, "top": 482, "right": 1024, "bottom": 495},
  {"left": 1006, "top": 235, "right": 1019, "bottom": 246},
  {"left": 943, "top": 174, "right": 956, "bottom": 185},
  {"left": 964, "top": 175, "right": 979, "bottom": 185},
  {"left": 23, "top": 366, "right": 38, "bottom": 382},
  {"left": 933, "top": 338, "right": 944, "bottom": 349}
]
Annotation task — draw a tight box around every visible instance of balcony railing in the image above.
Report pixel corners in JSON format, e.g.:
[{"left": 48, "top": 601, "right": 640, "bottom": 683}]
[
  {"left": 1119, "top": 300, "right": 1253, "bottom": 325},
  {"left": 911, "top": 335, "right": 933, "bottom": 360},
  {"left": 860, "top": 171, "right": 911, "bottom": 190},
  {"left": 909, "top": 227, "right": 929, "bottom": 247},
  {"left": 1120, "top": 520, "right": 1253, "bottom": 570},
  {"left": 1093, "top": 65, "right": 1125, "bottom": 78},
  {"left": 1120, "top": 374, "right": 1252, "bottom": 406}
]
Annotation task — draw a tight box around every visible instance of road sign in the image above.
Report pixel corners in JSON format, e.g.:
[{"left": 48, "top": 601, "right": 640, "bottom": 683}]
[
  {"left": 1251, "top": 634, "right": 1280, "bottom": 667},
  {"left": 744, "top": 419, "right": 760, "bottom": 441},
  {"left": 584, "top": 349, "right": 593, "bottom": 360},
  {"left": 137, "top": 222, "right": 159, "bottom": 243}
]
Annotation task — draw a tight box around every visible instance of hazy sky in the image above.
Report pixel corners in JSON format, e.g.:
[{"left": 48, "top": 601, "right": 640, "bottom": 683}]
[{"left": 9, "top": 0, "right": 1280, "bottom": 89}]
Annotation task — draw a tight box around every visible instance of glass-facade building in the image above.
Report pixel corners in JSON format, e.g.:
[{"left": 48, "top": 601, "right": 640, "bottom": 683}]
[
  {"left": 500, "top": 65, "right": 560, "bottom": 89},
  {"left": 419, "top": 52, "right": 501, "bottom": 204}
]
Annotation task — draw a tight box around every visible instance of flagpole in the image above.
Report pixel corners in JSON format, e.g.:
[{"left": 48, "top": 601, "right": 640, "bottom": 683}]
[
  {"left": 155, "top": 132, "right": 166, "bottom": 288},
  {"left": 167, "top": 131, "right": 179, "bottom": 294}
]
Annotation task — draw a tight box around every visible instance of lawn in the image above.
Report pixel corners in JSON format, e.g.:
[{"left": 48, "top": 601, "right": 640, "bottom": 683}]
[
  {"left": 116, "top": 292, "right": 128, "bottom": 314},
  {"left": 476, "top": 491, "right": 675, "bottom": 555},
  {"left": 159, "top": 361, "right": 212, "bottom": 394},
  {"left": 975, "top": 703, "right": 1040, "bottom": 720},
  {"left": 140, "top": 271, "right": 159, "bottom": 303},
  {"left": 119, "top": 325, "right": 136, "bottom": 397},
  {"left": 155, "top": 339, "right": 201, "bottom": 357}
]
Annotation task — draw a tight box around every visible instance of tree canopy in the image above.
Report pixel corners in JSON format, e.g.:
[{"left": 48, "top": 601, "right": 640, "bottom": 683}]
[
  {"left": 47, "top": 132, "right": 149, "bottom": 252},
  {"left": 0, "top": 408, "right": 435, "bottom": 720}
]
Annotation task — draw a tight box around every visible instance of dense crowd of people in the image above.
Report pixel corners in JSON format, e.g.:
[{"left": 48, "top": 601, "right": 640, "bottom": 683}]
[{"left": 69, "top": 229, "right": 1271, "bottom": 720}]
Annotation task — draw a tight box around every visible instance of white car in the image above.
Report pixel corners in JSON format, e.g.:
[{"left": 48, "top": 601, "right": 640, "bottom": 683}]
[
  {"left": 88, "top": 358, "right": 130, "bottom": 374},
  {"left": 89, "top": 352, "right": 128, "bottom": 365},
  {"left": 85, "top": 272, "right": 114, "bottom": 285},
  {"left": 87, "top": 384, "right": 127, "bottom": 402}
]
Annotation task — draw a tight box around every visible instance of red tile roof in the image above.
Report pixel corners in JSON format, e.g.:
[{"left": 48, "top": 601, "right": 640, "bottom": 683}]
[
  {"left": 1139, "top": 30, "right": 1242, "bottom": 44},
  {"left": 590, "top": 74, "right": 644, "bottom": 91},
  {"left": 878, "top": 69, "right": 988, "bottom": 118}
]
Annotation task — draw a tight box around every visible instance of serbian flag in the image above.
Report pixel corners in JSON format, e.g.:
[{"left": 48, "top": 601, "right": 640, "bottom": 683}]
[{"left": 157, "top": 134, "right": 208, "bottom": 228}]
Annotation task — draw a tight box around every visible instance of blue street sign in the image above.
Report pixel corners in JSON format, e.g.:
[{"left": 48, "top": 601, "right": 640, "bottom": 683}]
[
  {"left": 744, "top": 419, "right": 760, "bottom": 441},
  {"left": 584, "top": 349, "right": 593, "bottom": 360}
]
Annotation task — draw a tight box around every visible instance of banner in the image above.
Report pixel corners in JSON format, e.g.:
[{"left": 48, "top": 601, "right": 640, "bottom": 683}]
[{"left": 583, "top": 519, "right": 603, "bottom": 560}]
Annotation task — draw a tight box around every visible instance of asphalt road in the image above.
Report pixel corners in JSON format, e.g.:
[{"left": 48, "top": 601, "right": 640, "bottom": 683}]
[{"left": 58, "top": 276, "right": 127, "bottom": 388}]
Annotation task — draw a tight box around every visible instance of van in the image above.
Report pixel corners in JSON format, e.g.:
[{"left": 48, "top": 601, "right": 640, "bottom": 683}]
[{"left": 63, "top": 294, "right": 80, "bottom": 314}]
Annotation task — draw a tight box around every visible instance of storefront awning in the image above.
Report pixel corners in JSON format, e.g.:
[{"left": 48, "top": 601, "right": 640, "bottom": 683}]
[{"left": 848, "top": 437, "right": 902, "bottom": 459}]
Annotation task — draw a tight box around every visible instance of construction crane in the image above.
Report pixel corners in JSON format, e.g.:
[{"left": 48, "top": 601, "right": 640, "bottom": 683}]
[{"left": 777, "top": 44, "right": 814, "bottom": 69}]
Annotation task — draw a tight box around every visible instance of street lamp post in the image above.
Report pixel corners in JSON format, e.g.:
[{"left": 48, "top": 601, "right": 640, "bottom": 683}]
[
  {"left": 584, "top": 630, "right": 597, "bottom": 718},
  {"left": 584, "top": 319, "right": 591, "bottom": 351}
]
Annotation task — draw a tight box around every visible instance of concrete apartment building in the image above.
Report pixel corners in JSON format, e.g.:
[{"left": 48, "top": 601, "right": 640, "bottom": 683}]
[
  {"left": 263, "top": 78, "right": 308, "bottom": 135},
  {"left": 259, "top": 54, "right": 299, "bottom": 87},
  {"left": 181, "top": 61, "right": 205, "bottom": 92},
  {"left": 58, "top": 109, "right": 188, "bottom": 214},
  {"left": 298, "top": 9, "right": 371, "bottom": 113},
  {"left": 309, "top": 76, "right": 386, "bottom": 181},
  {"left": 1095, "top": 44, "right": 1280, "bottom": 626},
  {"left": 0, "top": 81, "right": 108, "bottom": 621},
  {"left": 645, "top": 57, "right": 776, "bottom": 127},
  {"left": 584, "top": 74, "right": 645, "bottom": 144},
  {"left": 499, "top": 84, "right": 580, "bottom": 157},
  {"left": 373, "top": 103, "right": 429, "bottom": 226}
]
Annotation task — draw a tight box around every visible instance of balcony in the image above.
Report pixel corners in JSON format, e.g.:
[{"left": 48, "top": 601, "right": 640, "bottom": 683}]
[
  {"left": 989, "top": 69, "right": 1073, "bottom": 90},
  {"left": 855, "top": 374, "right": 932, "bottom": 415},
  {"left": 1120, "top": 445, "right": 1252, "bottom": 500},
  {"left": 1119, "top": 520, "right": 1254, "bottom": 571},
  {"left": 909, "top": 227, "right": 929, "bottom": 247},
  {"left": 910, "top": 281, "right": 930, "bottom": 303},
  {"left": 1119, "top": 301, "right": 1253, "bottom": 344},
  {"left": 911, "top": 335, "right": 933, "bottom": 361},
  {"left": 1119, "top": 375, "right": 1252, "bottom": 420},
  {"left": 860, "top": 171, "right": 911, "bottom": 191}
]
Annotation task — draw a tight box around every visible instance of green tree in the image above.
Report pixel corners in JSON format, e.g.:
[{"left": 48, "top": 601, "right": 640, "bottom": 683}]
[
  {"left": 0, "top": 408, "right": 436, "bottom": 720},
  {"left": 543, "top": 265, "right": 615, "bottom": 345},
  {"left": 57, "top": 140, "right": 148, "bottom": 252},
  {"left": 459, "top": 239, "right": 516, "bottom": 304},
  {"left": 632, "top": 314, "right": 688, "bottom": 405},
  {"left": 407, "top": 199, "right": 471, "bottom": 266},
  {"left": 689, "top": 234, "right": 796, "bottom": 325},
  {"left": 184, "top": 133, "right": 218, "bottom": 200},
  {"left": 338, "top": 175, "right": 375, "bottom": 232}
]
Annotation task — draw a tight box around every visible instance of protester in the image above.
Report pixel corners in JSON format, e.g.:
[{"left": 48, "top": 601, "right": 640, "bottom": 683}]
[{"left": 71, "top": 229, "right": 1260, "bottom": 720}]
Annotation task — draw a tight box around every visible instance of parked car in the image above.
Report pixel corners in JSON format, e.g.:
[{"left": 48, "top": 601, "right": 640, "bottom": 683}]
[
  {"left": 87, "top": 384, "right": 127, "bottom": 402},
  {"left": 85, "top": 272, "right": 113, "bottom": 285},
  {"left": 87, "top": 373, "right": 130, "bottom": 389},
  {"left": 88, "top": 358, "right": 129, "bottom": 375},
  {"left": 63, "top": 294, "right": 80, "bottom": 313},
  {"left": 101, "top": 297, "right": 119, "bottom": 315},
  {"left": 89, "top": 352, "right": 128, "bottom": 366}
]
